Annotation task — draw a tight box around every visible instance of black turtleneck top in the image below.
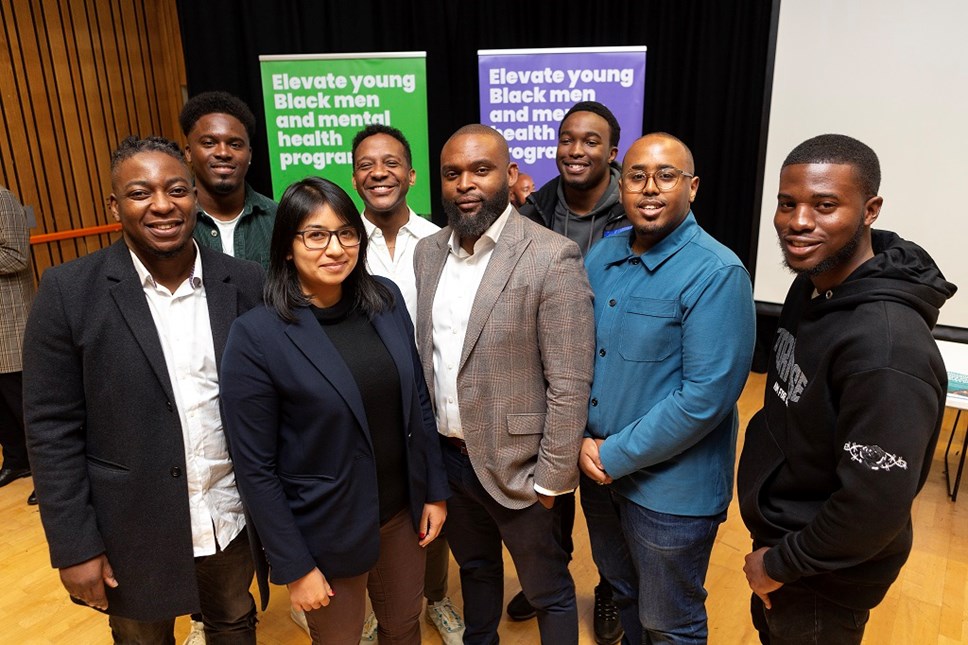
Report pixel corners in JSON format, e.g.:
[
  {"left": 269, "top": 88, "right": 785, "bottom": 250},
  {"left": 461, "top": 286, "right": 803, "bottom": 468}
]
[{"left": 311, "top": 298, "right": 408, "bottom": 524}]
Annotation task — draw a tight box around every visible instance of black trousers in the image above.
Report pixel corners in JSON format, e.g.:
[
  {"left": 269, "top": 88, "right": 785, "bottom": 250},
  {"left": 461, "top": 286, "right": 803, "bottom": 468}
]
[
  {"left": 751, "top": 584, "right": 869, "bottom": 645},
  {"left": 441, "top": 439, "right": 578, "bottom": 645},
  {"left": 0, "top": 371, "right": 29, "bottom": 470}
]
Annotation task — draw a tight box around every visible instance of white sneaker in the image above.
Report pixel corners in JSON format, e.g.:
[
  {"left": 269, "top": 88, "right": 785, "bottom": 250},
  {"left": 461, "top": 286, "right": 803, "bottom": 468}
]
[
  {"left": 425, "top": 597, "right": 465, "bottom": 645},
  {"left": 182, "top": 619, "right": 206, "bottom": 645},
  {"left": 359, "top": 610, "right": 378, "bottom": 643},
  {"left": 290, "top": 606, "right": 310, "bottom": 637}
]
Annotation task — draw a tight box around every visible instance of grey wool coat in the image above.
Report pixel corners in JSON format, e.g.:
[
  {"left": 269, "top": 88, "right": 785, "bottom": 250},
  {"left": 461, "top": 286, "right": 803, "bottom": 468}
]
[{"left": 23, "top": 240, "right": 263, "bottom": 621}]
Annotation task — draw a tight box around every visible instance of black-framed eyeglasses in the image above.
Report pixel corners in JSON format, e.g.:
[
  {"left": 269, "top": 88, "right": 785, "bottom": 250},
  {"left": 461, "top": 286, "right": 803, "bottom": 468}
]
[
  {"left": 294, "top": 227, "right": 361, "bottom": 250},
  {"left": 621, "top": 167, "right": 695, "bottom": 193}
]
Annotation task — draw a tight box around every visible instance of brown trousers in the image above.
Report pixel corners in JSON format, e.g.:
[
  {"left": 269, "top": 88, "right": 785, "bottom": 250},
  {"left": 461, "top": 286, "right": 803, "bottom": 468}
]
[{"left": 304, "top": 510, "right": 426, "bottom": 645}]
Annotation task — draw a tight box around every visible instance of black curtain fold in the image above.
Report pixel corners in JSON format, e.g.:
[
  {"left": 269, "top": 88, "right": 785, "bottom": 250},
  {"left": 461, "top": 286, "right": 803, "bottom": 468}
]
[{"left": 176, "top": 0, "right": 775, "bottom": 269}]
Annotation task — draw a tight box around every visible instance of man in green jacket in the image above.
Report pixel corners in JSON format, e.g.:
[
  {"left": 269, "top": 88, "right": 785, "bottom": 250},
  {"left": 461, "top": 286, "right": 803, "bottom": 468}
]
[{"left": 181, "top": 91, "right": 277, "bottom": 269}]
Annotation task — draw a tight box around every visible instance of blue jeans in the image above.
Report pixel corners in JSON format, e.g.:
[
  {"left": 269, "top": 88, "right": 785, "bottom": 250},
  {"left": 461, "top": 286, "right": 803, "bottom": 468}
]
[
  {"left": 108, "top": 530, "right": 257, "bottom": 644},
  {"left": 750, "top": 583, "right": 869, "bottom": 644},
  {"left": 580, "top": 475, "right": 724, "bottom": 644}
]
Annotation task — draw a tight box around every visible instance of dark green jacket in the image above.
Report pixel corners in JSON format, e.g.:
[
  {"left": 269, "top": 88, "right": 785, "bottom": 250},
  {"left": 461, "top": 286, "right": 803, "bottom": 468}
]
[{"left": 193, "top": 185, "right": 277, "bottom": 269}]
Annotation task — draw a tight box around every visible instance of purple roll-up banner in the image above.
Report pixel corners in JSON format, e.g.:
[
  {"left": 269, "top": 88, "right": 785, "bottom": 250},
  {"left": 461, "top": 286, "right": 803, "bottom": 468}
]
[{"left": 478, "top": 46, "right": 646, "bottom": 187}]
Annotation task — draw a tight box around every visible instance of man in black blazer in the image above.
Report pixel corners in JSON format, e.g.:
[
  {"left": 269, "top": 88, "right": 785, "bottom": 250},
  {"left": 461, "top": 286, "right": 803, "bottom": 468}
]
[{"left": 23, "top": 136, "right": 264, "bottom": 643}]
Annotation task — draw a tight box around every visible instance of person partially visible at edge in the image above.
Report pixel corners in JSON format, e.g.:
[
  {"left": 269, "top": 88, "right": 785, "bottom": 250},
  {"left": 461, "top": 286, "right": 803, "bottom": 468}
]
[
  {"left": 0, "top": 185, "right": 37, "bottom": 505},
  {"left": 579, "top": 132, "right": 755, "bottom": 644},
  {"left": 220, "top": 176, "right": 449, "bottom": 645},
  {"left": 510, "top": 100, "right": 627, "bottom": 645},
  {"left": 23, "top": 136, "right": 263, "bottom": 643},
  {"left": 510, "top": 171, "right": 534, "bottom": 208},
  {"left": 738, "top": 133, "right": 956, "bottom": 644},
  {"left": 181, "top": 90, "right": 277, "bottom": 270},
  {"left": 518, "top": 101, "right": 631, "bottom": 256}
]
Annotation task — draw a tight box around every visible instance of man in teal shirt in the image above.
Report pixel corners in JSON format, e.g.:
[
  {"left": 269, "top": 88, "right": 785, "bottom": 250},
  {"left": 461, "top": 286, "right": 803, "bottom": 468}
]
[
  {"left": 579, "top": 133, "right": 755, "bottom": 644},
  {"left": 181, "top": 91, "right": 277, "bottom": 269}
]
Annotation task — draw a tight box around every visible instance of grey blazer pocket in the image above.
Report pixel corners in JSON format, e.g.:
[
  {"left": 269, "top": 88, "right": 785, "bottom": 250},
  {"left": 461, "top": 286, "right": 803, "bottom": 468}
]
[
  {"left": 493, "top": 286, "right": 530, "bottom": 321},
  {"left": 506, "top": 413, "right": 546, "bottom": 435}
]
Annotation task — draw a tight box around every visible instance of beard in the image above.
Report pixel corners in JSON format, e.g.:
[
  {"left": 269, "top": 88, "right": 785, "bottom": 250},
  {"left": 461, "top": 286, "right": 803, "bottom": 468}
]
[
  {"left": 443, "top": 187, "right": 510, "bottom": 240},
  {"left": 782, "top": 219, "right": 865, "bottom": 278},
  {"left": 209, "top": 176, "right": 239, "bottom": 195}
]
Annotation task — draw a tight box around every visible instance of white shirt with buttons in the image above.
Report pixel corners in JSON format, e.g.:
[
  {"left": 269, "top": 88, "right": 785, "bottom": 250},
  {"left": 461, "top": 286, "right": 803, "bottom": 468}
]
[
  {"left": 363, "top": 207, "right": 440, "bottom": 325},
  {"left": 129, "top": 243, "right": 245, "bottom": 556},
  {"left": 430, "top": 206, "right": 511, "bottom": 440}
]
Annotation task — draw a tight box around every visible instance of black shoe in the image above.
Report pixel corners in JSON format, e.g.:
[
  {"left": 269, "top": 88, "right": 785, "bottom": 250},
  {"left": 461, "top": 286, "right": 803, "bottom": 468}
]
[
  {"left": 593, "top": 583, "right": 623, "bottom": 645},
  {"left": 27, "top": 491, "right": 37, "bottom": 506},
  {"left": 506, "top": 590, "right": 537, "bottom": 621},
  {"left": 0, "top": 467, "right": 30, "bottom": 488}
]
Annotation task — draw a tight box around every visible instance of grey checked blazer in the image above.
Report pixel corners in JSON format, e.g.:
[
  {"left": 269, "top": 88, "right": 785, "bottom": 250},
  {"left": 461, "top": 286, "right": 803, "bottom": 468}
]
[
  {"left": 0, "top": 187, "right": 36, "bottom": 374},
  {"left": 414, "top": 209, "right": 595, "bottom": 509}
]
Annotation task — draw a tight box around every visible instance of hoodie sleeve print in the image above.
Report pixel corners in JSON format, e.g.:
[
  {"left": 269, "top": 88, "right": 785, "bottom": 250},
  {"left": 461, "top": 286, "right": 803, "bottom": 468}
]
[{"left": 763, "top": 366, "right": 941, "bottom": 583}]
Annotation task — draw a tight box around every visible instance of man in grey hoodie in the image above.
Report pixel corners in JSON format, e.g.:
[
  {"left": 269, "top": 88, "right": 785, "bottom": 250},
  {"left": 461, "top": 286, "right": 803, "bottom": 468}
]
[
  {"left": 519, "top": 101, "right": 630, "bottom": 257},
  {"left": 514, "top": 101, "right": 626, "bottom": 645}
]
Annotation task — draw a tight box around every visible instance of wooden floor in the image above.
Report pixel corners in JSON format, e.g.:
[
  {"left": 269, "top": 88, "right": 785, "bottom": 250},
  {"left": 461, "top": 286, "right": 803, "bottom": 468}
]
[{"left": 2, "top": 372, "right": 967, "bottom": 643}]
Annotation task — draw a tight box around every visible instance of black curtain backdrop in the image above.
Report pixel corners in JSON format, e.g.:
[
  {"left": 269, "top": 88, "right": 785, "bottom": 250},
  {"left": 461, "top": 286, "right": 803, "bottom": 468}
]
[{"left": 176, "top": 0, "right": 776, "bottom": 269}]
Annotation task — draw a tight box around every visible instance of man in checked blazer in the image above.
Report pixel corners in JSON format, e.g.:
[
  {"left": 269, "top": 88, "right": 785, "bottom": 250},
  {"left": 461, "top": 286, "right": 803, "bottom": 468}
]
[
  {"left": 414, "top": 124, "right": 595, "bottom": 644},
  {"left": 0, "top": 186, "right": 36, "bottom": 498}
]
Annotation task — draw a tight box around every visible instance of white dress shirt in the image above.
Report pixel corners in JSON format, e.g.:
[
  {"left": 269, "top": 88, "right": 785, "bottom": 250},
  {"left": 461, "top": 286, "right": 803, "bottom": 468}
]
[
  {"left": 363, "top": 207, "right": 440, "bottom": 324},
  {"left": 431, "top": 206, "right": 568, "bottom": 497},
  {"left": 129, "top": 244, "right": 245, "bottom": 556},
  {"left": 431, "top": 206, "right": 512, "bottom": 439}
]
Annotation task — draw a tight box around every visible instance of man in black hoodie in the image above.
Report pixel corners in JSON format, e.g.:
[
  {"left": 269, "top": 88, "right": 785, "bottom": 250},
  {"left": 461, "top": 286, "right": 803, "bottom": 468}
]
[{"left": 738, "top": 134, "right": 957, "bottom": 644}]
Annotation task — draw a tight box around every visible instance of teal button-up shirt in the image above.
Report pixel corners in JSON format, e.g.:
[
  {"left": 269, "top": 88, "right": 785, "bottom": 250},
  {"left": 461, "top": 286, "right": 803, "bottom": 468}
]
[{"left": 585, "top": 212, "right": 755, "bottom": 516}]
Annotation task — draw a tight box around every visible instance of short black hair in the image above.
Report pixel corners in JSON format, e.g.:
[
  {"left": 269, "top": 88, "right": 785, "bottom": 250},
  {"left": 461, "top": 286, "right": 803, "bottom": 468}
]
[
  {"left": 179, "top": 91, "right": 257, "bottom": 141},
  {"left": 351, "top": 124, "right": 413, "bottom": 167},
  {"left": 561, "top": 101, "right": 621, "bottom": 148},
  {"left": 783, "top": 134, "right": 881, "bottom": 198},
  {"left": 110, "top": 135, "right": 186, "bottom": 173},
  {"left": 264, "top": 176, "right": 393, "bottom": 322}
]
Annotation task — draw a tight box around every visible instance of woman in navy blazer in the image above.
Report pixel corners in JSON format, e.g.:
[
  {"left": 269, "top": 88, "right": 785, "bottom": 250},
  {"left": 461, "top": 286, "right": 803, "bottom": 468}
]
[{"left": 220, "top": 177, "right": 449, "bottom": 645}]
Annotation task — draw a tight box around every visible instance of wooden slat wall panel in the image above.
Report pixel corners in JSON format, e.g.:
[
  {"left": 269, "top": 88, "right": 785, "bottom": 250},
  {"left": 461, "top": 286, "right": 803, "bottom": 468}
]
[{"left": 0, "top": 0, "right": 187, "bottom": 281}]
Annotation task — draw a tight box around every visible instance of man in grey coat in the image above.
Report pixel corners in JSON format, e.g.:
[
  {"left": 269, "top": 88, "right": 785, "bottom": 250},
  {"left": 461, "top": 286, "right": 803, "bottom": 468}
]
[{"left": 24, "top": 137, "right": 263, "bottom": 643}]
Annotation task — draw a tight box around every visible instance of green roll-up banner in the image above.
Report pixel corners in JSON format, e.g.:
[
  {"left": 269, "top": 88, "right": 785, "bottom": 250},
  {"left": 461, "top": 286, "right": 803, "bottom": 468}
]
[{"left": 259, "top": 52, "right": 431, "bottom": 214}]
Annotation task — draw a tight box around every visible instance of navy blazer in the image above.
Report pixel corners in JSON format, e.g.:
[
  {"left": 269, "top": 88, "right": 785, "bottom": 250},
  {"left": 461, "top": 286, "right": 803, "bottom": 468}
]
[{"left": 220, "top": 278, "right": 449, "bottom": 589}]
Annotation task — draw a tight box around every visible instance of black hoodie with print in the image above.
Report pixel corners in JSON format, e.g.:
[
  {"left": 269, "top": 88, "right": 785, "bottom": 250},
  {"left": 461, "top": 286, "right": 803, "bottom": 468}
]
[{"left": 738, "top": 230, "right": 957, "bottom": 610}]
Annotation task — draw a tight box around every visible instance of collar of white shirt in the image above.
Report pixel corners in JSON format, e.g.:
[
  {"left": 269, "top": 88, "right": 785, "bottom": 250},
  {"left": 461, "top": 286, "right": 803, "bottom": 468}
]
[
  {"left": 446, "top": 204, "right": 513, "bottom": 258},
  {"left": 363, "top": 206, "right": 421, "bottom": 239},
  {"left": 129, "top": 240, "right": 203, "bottom": 291}
]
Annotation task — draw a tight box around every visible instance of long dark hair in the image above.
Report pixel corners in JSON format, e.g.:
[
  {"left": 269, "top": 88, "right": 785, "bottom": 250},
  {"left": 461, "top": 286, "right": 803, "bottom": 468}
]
[{"left": 264, "top": 176, "right": 393, "bottom": 321}]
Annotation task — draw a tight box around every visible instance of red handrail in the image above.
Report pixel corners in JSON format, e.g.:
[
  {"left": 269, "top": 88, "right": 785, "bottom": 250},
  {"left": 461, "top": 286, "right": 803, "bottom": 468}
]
[{"left": 30, "top": 223, "right": 122, "bottom": 244}]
